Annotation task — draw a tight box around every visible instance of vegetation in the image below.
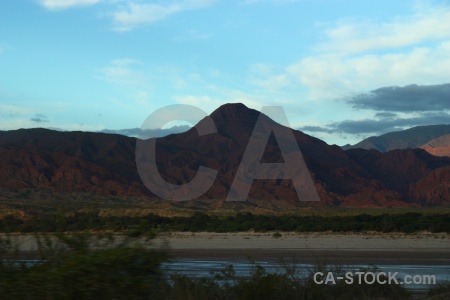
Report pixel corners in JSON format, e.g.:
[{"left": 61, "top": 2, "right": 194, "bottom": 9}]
[
  {"left": 2, "top": 188, "right": 450, "bottom": 220},
  {"left": 428, "top": 281, "right": 450, "bottom": 299},
  {"left": 0, "top": 193, "right": 448, "bottom": 298},
  {"left": 168, "top": 263, "right": 411, "bottom": 300},
  {"left": 0, "top": 233, "right": 448, "bottom": 299},
  {"left": 0, "top": 211, "right": 449, "bottom": 234},
  {"left": 0, "top": 234, "right": 418, "bottom": 299},
  {"left": 0, "top": 234, "right": 169, "bottom": 299}
]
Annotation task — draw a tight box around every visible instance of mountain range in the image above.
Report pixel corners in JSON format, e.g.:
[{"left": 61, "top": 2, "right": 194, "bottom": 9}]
[
  {"left": 342, "top": 124, "right": 450, "bottom": 154},
  {"left": 1, "top": 103, "right": 450, "bottom": 208}
]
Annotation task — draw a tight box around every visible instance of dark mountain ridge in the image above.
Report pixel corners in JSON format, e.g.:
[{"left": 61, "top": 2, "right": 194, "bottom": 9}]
[{"left": 1, "top": 103, "right": 450, "bottom": 207}]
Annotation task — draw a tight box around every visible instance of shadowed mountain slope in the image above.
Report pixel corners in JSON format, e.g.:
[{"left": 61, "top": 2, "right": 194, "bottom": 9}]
[{"left": 1, "top": 103, "right": 450, "bottom": 208}]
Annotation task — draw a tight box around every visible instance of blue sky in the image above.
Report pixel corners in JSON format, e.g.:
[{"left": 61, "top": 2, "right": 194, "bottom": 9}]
[{"left": 1, "top": 0, "right": 450, "bottom": 145}]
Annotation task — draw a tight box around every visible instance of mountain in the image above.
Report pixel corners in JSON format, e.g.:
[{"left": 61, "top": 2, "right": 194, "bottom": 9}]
[
  {"left": 0, "top": 129, "right": 147, "bottom": 197},
  {"left": 342, "top": 125, "right": 450, "bottom": 152},
  {"left": 1, "top": 103, "right": 450, "bottom": 208},
  {"left": 420, "top": 134, "right": 450, "bottom": 157}
]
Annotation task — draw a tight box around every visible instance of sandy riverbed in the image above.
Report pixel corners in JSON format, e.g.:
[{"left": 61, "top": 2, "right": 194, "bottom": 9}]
[
  {"left": 151, "top": 232, "right": 450, "bottom": 264},
  {"left": 4, "top": 232, "right": 450, "bottom": 264},
  {"left": 153, "top": 231, "right": 450, "bottom": 250}
]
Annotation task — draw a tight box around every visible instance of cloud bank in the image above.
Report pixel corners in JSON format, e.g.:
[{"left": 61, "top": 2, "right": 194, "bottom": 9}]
[
  {"left": 348, "top": 83, "right": 450, "bottom": 112},
  {"left": 300, "top": 83, "right": 450, "bottom": 136}
]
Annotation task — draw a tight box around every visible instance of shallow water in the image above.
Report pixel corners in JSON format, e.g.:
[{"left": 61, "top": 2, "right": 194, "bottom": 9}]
[{"left": 161, "top": 259, "right": 450, "bottom": 291}]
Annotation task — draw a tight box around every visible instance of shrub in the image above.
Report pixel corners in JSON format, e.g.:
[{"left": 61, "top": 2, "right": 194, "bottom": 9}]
[
  {"left": 0, "top": 234, "right": 169, "bottom": 299},
  {"left": 272, "top": 232, "right": 282, "bottom": 238}
]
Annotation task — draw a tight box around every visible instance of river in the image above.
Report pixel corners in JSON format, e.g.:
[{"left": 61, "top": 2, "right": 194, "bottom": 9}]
[{"left": 161, "top": 258, "right": 450, "bottom": 292}]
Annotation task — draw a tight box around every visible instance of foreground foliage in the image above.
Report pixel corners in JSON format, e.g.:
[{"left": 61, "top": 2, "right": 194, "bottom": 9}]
[
  {"left": 168, "top": 263, "right": 413, "bottom": 300},
  {"left": 0, "top": 234, "right": 168, "bottom": 299},
  {"left": 0, "top": 234, "right": 448, "bottom": 299}
]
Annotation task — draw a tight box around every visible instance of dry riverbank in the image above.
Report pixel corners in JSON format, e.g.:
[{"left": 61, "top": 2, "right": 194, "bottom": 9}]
[
  {"left": 153, "top": 232, "right": 450, "bottom": 264},
  {"left": 4, "top": 232, "right": 450, "bottom": 265}
]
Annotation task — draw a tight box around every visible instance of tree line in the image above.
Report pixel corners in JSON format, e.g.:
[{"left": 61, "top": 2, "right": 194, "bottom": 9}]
[{"left": 0, "top": 211, "right": 449, "bottom": 233}]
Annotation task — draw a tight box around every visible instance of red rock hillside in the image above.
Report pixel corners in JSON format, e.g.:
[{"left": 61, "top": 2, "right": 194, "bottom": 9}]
[
  {"left": 420, "top": 134, "right": 450, "bottom": 157},
  {"left": 1, "top": 103, "right": 450, "bottom": 207}
]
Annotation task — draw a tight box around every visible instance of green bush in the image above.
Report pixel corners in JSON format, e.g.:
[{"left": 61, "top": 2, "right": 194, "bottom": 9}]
[
  {"left": 272, "top": 232, "right": 282, "bottom": 238},
  {"left": 0, "top": 234, "right": 169, "bottom": 299}
]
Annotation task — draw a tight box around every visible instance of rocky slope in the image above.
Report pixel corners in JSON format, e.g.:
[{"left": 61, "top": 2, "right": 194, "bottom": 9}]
[
  {"left": 1, "top": 103, "right": 450, "bottom": 207},
  {"left": 420, "top": 134, "right": 450, "bottom": 157}
]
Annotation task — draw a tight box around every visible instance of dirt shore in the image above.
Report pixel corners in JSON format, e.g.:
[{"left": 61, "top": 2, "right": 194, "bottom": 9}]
[
  {"left": 4, "top": 232, "right": 450, "bottom": 265},
  {"left": 152, "top": 232, "right": 450, "bottom": 264}
]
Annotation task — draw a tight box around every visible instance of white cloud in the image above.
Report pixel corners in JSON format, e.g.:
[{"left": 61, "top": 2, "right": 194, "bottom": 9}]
[
  {"left": 96, "top": 58, "right": 154, "bottom": 109},
  {"left": 289, "top": 40, "right": 450, "bottom": 101},
  {"left": 148, "top": 64, "right": 192, "bottom": 90},
  {"left": 111, "top": 0, "right": 215, "bottom": 31},
  {"left": 174, "top": 88, "right": 279, "bottom": 114},
  {"left": 97, "top": 58, "right": 147, "bottom": 87},
  {"left": 284, "top": 2, "right": 450, "bottom": 102},
  {"left": 37, "top": 0, "right": 215, "bottom": 32},
  {"left": 319, "top": 3, "right": 450, "bottom": 54},
  {"left": 248, "top": 63, "right": 291, "bottom": 91},
  {"left": 110, "top": 58, "right": 139, "bottom": 67},
  {"left": 232, "top": 3, "right": 450, "bottom": 109},
  {"left": 39, "top": 0, "right": 102, "bottom": 10},
  {"left": 0, "top": 104, "right": 34, "bottom": 117},
  {"left": 0, "top": 118, "right": 38, "bottom": 131}
]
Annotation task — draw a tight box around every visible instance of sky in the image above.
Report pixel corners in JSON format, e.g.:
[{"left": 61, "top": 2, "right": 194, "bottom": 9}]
[{"left": 1, "top": 0, "right": 450, "bottom": 145}]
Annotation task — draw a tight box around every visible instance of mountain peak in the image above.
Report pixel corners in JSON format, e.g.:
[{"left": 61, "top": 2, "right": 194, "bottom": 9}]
[
  {"left": 208, "top": 103, "right": 262, "bottom": 137},
  {"left": 210, "top": 103, "right": 258, "bottom": 119}
]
